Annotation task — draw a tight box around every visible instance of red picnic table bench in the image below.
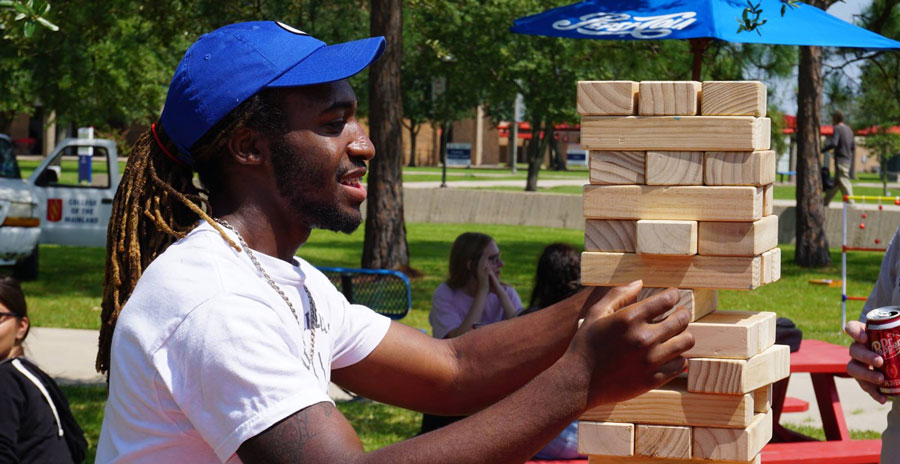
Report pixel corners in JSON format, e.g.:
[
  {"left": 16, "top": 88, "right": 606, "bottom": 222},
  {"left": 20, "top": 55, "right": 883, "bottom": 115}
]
[{"left": 525, "top": 340, "right": 880, "bottom": 464}]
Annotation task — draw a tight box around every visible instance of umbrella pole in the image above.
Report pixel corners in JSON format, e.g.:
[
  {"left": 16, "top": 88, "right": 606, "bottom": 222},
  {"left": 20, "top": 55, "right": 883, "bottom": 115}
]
[{"left": 690, "top": 38, "right": 711, "bottom": 81}]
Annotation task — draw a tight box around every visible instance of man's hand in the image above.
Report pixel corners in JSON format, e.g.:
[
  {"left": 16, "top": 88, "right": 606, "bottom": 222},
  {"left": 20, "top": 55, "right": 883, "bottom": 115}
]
[
  {"left": 845, "top": 320, "right": 887, "bottom": 404},
  {"left": 568, "top": 281, "right": 694, "bottom": 407}
]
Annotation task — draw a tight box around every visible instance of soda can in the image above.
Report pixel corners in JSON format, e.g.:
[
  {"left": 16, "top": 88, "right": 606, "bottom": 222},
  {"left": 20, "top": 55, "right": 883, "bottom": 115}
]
[{"left": 865, "top": 306, "right": 900, "bottom": 396}]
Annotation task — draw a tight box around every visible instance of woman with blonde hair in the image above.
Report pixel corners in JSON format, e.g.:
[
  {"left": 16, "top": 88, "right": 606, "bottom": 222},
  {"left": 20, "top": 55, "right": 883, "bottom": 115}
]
[{"left": 429, "top": 232, "right": 523, "bottom": 339}]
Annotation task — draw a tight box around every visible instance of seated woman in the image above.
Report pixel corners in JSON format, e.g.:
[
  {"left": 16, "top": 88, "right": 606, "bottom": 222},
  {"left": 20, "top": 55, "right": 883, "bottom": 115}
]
[
  {"left": 422, "top": 232, "right": 524, "bottom": 433},
  {"left": 429, "top": 232, "right": 523, "bottom": 339},
  {"left": 526, "top": 243, "right": 585, "bottom": 460},
  {"left": 0, "top": 276, "right": 86, "bottom": 463}
]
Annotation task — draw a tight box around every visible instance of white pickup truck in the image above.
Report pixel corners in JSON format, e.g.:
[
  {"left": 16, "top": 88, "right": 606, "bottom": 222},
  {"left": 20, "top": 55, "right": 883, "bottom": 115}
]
[{"left": 0, "top": 136, "right": 119, "bottom": 279}]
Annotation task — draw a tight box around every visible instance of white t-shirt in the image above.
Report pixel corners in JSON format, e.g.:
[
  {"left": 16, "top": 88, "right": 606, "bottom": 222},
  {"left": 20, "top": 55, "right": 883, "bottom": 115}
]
[{"left": 96, "top": 222, "right": 391, "bottom": 463}]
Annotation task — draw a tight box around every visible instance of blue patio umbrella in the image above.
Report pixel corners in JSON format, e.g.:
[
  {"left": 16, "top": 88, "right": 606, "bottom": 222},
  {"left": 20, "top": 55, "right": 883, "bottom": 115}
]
[{"left": 511, "top": 0, "right": 900, "bottom": 79}]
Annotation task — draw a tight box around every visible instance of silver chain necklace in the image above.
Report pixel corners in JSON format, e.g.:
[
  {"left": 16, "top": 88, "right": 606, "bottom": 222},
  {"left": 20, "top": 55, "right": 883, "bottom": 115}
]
[{"left": 214, "top": 219, "right": 317, "bottom": 367}]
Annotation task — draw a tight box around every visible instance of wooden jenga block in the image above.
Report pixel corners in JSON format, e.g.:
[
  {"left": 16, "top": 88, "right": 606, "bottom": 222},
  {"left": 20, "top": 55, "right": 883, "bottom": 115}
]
[
  {"left": 588, "top": 455, "right": 761, "bottom": 464},
  {"left": 698, "top": 216, "right": 778, "bottom": 257},
  {"left": 639, "top": 81, "right": 701, "bottom": 116},
  {"left": 646, "top": 151, "right": 703, "bottom": 185},
  {"left": 763, "top": 184, "right": 773, "bottom": 216},
  {"left": 753, "top": 386, "right": 772, "bottom": 413},
  {"left": 582, "top": 378, "right": 755, "bottom": 428},
  {"left": 637, "top": 220, "right": 698, "bottom": 255},
  {"left": 581, "top": 253, "right": 761, "bottom": 290},
  {"left": 578, "top": 81, "right": 639, "bottom": 115},
  {"left": 580, "top": 116, "right": 771, "bottom": 151},
  {"left": 701, "top": 81, "right": 767, "bottom": 117},
  {"left": 693, "top": 410, "right": 773, "bottom": 461},
  {"left": 688, "top": 344, "right": 791, "bottom": 394},
  {"left": 585, "top": 220, "right": 637, "bottom": 252},
  {"left": 636, "top": 425, "right": 691, "bottom": 458},
  {"left": 761, "top": 247, "right": 782, "bottom": 284},
  {"left": 577, "top": 421, "right": 634, "bottom": 456},
  {"left": 583, "top": 185, "right": 762, "bottom": 222},
  {"left": 685, "top": 311, "right": 777, "bottom": 359},
  {"left": 704, "top": 151, "right": 776, "bottom": 186},
  {"left": 590, "top": 151, "right": 645, "bottom": 184},
  {"left": 637, "top": 288, "right": 718, "bottom": 322}
]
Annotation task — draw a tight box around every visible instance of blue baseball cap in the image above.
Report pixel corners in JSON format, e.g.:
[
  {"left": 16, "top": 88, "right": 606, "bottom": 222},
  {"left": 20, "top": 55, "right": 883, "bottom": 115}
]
[{"left": 159, "top": 21, "right": 385, "bottom": 165}]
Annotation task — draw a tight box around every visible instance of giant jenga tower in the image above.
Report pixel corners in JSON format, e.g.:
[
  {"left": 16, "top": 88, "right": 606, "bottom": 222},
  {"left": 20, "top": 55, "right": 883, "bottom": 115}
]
[{"left": 576, "top": 81, "right": 788, "bottom": 464}]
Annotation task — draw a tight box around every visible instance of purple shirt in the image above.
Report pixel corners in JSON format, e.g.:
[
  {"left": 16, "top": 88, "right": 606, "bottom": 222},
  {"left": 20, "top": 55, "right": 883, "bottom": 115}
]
[{"left": 429, "top": 282, "right": 523, "bottom": 339}]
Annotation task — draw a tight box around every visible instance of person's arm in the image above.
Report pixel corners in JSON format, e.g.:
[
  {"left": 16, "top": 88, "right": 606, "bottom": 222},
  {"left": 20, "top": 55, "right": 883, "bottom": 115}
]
[
  {"left": 823, "top": 130, "right": 838, "bottom": 153},
  {"left": 238, "top": 283, "right": 694, "bottom": 463},
  {"left": 489, "top": 273, "right": 520, "bottom": 320},
  {"left": 443, "top": 254, "right": 491, "bottom": 338},
  {"left": 0, "top": 367, "right": 23, "bottom": 462},
  {"left": 846, "top": 227, "right": 900, "bottom": 403}
]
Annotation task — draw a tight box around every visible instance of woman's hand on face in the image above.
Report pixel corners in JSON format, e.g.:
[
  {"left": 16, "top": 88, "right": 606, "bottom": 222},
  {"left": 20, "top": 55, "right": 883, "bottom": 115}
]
[
  {"left": 475, "top": 253, "right": 491, "bottom": 294},
  {"left": 488, "top": 269, "right": 504, "bottom": 296}
]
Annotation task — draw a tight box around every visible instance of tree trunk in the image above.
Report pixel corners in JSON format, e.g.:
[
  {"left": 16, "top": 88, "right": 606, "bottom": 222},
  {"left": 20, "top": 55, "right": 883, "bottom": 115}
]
[
  {"left": 525, "top": 118, "right": 548, "bottom": 191},
  {"left": 362, "top": 0, "right": 409, "bottom": 270},
  {"left": 407, "top": 122, "right": 419, "bottom": 167},
  {"left": 795, "top": 44, "right": 831, "bottom": 267}
]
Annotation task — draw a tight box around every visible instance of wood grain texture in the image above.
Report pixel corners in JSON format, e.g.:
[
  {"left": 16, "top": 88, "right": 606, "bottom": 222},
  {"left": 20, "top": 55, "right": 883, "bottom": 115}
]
[
  {"left": 637, "top": 220, "right": 698, "bottom": 255},
  {"left": 698, "top": 215, "right": 779, "bottom": 257},
  {"left": 704, "top": 151, "right": 776, "bottom": 186},
  {"left": 688, "top": 344, "right": 791, "bottom": 394},
  {"left": 701, "top": 81, "right": 767, "bottom": 117},
  {"left": 580, "top": 116, "right": 771, "bottom": 151},
  {"left": 583, "top": 185, "right": 762, "bottom": 222},
  {"left": 581, "top": 252, "right": 761, "bottom": 290},
  {"left": 685, "top": 311, "right": 777, "bottom": 359},
  {"left": 590, "top": 151, "right": 645, "bottom": 184},
  {"left": 588, "top": 455, "right": 761, "bottom": 464},
  {"left": 578, "top": 81, "right": 639, "bottom": 115},
  {"left": 577, "top": 421, "right": 635, "bottom": 456},
  {"left": 639, "top": 81, "right": 701, "bottom": 116},
  {"left": 581, "top": 377, "right": 755, "bottom": 428},
  {"left": 637, "top": 287, "right": 718, "bottom": 322},
  {"left": 693, "top": 410, "right": 773, "bottom": 461},
  {"left": 585, "top": 220, "right": 637, "bottom": 252},
  {"left": 763, "top": 184, "right": 774, "bottom": 216},
  {"left": 646, "top": 151, "right": 703, "bottom": 185},
  {"left": 636, "top": 425, "right": 691, "bottom": 458},
  {"left": 761, "top": 247, "right": 782, "bottom": 284},
  {"left": 753, "top": 386, "right": 772, "bottom": 414}
]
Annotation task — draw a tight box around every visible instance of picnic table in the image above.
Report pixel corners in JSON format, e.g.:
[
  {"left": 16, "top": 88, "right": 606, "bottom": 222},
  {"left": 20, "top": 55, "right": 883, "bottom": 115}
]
[{"left": 763, "top": 339, "right": 881, "bottom": 464}]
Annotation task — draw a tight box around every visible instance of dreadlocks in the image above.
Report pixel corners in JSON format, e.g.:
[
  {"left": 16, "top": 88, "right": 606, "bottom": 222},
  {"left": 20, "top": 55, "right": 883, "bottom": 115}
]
[{"left": 96, "top": 90, "right": 286, "bottom": 374}]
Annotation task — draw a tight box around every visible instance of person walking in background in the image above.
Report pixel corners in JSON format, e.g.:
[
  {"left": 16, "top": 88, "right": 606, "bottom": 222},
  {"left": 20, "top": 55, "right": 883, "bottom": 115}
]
[
  {"left": 0, "top": 276, "right": 87, "bottom": 463},
  {"left": 823, "top": 110, "right": 855, "bottom": 206}
]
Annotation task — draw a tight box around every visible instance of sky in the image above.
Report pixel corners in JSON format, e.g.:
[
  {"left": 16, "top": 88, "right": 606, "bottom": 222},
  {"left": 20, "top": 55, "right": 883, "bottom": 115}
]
[{"left": 767, "top": 0, "right": 870, "bottom": 113}]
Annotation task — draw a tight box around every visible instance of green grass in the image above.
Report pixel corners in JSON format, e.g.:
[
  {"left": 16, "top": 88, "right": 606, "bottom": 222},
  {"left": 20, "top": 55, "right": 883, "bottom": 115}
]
[
  {"left": 60, "top": 384, "right": 421, "bottom": 461},
  {"left": 773, "top": 184, "right": 900, "bottom": 200}
]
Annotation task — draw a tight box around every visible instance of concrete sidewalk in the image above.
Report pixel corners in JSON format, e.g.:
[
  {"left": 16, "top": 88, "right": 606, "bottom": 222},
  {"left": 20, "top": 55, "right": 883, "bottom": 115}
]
[
  {"left": 25, "top": 328, "right": 890, "bottom": 433},
  {"left": 26, "top": 327, "right": 353, "bottom": 400}
]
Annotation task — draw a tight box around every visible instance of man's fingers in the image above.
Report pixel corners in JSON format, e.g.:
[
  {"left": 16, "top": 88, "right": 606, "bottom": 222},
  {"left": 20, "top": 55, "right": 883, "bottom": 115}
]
[
  {"left": 591, "top": 280, "right": 642, "bottom": 316},
  {"left": 651, "top": 356, "right": 689, "bottom": 386},
  {"left": 847, "top": 359, "right": 885, "bottom": 386},
  {"left": 625, "top": 288, "right": 680, "bottom": 323},
  {"left": 646, "top": 329, "right": 695, "bottom": 365},
  {"left": 849, "top": 342, "right": 883, "bottom": 368},
  {"left": 854, "top": 376, "right": 887, "bottom": 404},
  {"left": 845, "top": 321, "right": 868, "bottom": 344}
]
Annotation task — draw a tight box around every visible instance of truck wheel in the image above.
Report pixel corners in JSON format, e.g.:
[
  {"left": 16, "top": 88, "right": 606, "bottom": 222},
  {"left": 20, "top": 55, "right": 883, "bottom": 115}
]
[{"left": 13, "top": 246, "right": 38, "bottom": 281}]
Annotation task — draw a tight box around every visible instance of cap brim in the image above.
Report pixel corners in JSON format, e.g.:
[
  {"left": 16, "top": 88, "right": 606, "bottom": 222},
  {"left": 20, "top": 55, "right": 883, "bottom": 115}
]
[{"left": 267, "top": 36, "right": 385, "bottom": 87}]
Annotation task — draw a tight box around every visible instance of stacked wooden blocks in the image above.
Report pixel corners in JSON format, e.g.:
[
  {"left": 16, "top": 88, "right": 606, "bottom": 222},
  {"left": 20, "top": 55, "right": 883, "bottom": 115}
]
[{"left": 577, "top": 81, "right": 787, "bottom": 464}]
